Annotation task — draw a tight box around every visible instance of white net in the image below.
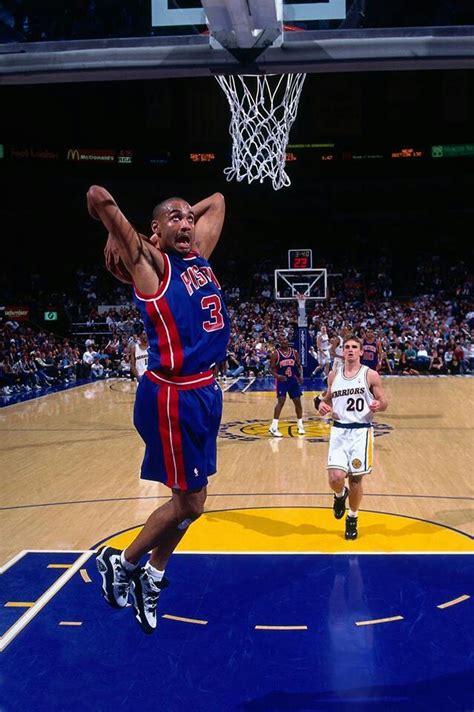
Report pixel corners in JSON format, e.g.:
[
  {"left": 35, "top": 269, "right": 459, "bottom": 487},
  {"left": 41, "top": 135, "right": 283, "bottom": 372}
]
[{"left": 215, "top": 73, "right": 306, "bottom": 191}]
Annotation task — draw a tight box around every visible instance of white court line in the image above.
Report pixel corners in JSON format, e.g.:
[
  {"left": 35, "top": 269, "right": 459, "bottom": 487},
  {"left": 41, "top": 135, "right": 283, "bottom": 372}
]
[
  {"left": 0, "top": 550, "right": 28, "bottom": 574},
  {"left": 0, "top": 549, "right": 95, "bottom": 652},
  {"left": 1, "top": 549, "right": 93, "bottom": 571}
]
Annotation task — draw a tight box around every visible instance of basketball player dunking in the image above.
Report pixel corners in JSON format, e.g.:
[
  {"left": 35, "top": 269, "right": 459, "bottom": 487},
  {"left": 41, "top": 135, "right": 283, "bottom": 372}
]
[
  {"left": 87, "top": 185, "right": 230, "bottom": 633},
  {"left": 317, "top": 335, "right": 388, "bottom": 540}
]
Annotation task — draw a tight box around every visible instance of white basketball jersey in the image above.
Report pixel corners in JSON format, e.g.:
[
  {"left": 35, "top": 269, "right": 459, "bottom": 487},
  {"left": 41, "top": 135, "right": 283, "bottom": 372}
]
[
  {"left": 335, "top": 335, "right": 344, "bottom": 358},
  {"left": 319, "top": 333, "right": 330, "bottom": 353},
  {"left": 331, "top": 365, "right": 373, "bottom": 425},
  {"left": 134, "top": 343, "right": 149, "bottom": 378}
]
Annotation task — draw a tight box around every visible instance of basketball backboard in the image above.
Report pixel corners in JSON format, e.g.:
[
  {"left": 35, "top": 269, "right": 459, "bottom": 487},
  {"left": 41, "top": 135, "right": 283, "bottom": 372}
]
[
  {"left": 1, "top": 1, "right": 474, "bottom": 84},
  {"left": 274, "top": 268, "right": 327, "bottom": 301}
]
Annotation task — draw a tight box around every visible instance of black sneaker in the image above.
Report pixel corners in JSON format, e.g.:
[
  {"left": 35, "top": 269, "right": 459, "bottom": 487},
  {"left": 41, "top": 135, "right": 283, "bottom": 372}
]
[
  {"left": 130, "top": 568, "right": 169, "bottom": 634},
  {"left": 333, "top": 486, "right": 348, "bottom": 520},
  {"left": 345, "top": 515, "right": 358, "bottom": 540},
  {"left": 96, "top": 546, "right": 132, "bottom": 608}
]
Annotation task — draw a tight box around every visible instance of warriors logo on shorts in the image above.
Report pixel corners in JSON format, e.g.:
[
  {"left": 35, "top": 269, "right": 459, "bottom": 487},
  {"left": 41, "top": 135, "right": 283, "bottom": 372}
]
[{"left": 352, "top": 458, "right": 362, "bottom": 469}]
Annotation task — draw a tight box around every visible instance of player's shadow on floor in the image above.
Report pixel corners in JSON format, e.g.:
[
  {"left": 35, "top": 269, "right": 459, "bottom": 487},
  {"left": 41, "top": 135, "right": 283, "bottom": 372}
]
[
  {"left": 206, "top": 510, "right": 329, "bottom": 537},
  {"left": 207, "top": 509, "right": 460, "bottom": 541}
]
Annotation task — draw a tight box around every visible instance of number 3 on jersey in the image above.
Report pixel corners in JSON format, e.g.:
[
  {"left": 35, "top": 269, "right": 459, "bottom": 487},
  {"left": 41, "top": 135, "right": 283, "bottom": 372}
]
[{"left": 201, "top": 294, "right": 224, "bottom": 332}]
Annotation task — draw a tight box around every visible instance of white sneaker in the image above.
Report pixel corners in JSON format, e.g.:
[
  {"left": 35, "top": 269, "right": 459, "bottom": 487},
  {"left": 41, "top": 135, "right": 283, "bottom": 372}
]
[
  {"left": 269, "top": 425, "right": 282, "bottom": 438},
  {"left": 297, "top": 426, "right": 305, "bottom": 435},
  {"left": 130, "top": 567, "right": 168, "bottom": 634}
]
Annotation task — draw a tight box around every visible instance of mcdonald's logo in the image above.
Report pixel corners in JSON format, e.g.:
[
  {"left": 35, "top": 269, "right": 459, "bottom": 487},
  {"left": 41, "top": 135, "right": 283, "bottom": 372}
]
[
  {"left": 67, "top": 148, "right": 80, "bottom": 161},
  {"left": 66, "top": 148, "right": 115, "bottom": 162}
]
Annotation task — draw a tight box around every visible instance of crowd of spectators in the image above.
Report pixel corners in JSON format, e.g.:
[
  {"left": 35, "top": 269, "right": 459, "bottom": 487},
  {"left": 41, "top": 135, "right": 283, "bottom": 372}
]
[{"left": 1, "top": 250, "right": 472, "bottom": 397}]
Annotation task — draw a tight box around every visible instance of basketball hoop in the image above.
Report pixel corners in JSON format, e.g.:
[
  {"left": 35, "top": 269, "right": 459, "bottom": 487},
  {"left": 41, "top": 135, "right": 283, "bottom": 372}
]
[{"left": 215, "top": 73, "right": 306, "bottom": 191}]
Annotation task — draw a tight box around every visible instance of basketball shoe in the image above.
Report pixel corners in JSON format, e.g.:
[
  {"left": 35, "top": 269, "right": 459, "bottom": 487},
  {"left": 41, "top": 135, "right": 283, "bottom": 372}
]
[
  {"left": 130, "top": 567, "right": 169, "bottom": 634},
  {"left": 333, "top": 486, "right": 348, "bottom": 520},
  {"left": 268, "top": 425, "right": 282, "bottom": 437},
  {"left": 96, "top": 546, "right": 132, "bottom": 608},
  {"left": 345, "top": 515, "right": 358, "bottom": 540},
  {"left": 297, "top": 425, "right": 305, "bottom": 435}
]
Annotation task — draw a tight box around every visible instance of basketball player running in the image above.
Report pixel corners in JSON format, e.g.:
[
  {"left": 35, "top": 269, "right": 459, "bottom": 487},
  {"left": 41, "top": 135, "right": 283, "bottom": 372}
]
[
  {"left": 269, "top": 332, "right": 305, "bottom": 437},
  {"left": 87, "top": 185, "right": 230, "bottom": 633},
  {"left": 130, "top": 330, "right": 149, "bottom": 382},
  {"left": 317, "top": 335, "right": 388, "bottom": 540}
]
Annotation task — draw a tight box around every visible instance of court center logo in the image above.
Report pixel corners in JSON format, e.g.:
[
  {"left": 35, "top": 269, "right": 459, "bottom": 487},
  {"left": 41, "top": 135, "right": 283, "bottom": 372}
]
[{"left": 220, "top": 417, "right": 392, "bottom": 442}]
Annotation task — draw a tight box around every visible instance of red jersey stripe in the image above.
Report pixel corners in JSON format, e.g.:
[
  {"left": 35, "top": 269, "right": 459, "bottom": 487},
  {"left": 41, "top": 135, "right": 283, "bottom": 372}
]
[
  {"left": 157, "top": 385, "right": 175, "bottom": 488},
  {"left": 168, "top": 387, "right": 187, "bottom": 491}
]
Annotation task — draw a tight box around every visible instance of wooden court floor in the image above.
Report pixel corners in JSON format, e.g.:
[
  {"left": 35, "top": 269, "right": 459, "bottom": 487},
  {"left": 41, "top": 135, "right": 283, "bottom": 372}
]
[{"left": 1, "top": 375, "right": 473, "bottom": 565}]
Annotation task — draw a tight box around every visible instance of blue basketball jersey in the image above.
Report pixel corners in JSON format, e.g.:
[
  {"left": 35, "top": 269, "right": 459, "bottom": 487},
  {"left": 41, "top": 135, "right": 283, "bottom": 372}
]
[
  {"left": 134, "top": 250, "right": 230, "bottom": 376},
  {"left": 276, "top": 348, "right": 299, "bottom": 380}
]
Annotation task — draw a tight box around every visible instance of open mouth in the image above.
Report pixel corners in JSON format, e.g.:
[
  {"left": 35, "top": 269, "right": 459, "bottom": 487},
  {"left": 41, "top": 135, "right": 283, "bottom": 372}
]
[{"left": 176, "top": 234, "right": 190, "bottom": 247}]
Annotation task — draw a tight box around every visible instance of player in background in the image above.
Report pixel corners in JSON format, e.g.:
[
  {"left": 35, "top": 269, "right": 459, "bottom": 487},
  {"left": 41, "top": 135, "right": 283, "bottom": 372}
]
[
  {"left": 317, "top": 335, "right": 388, "bottom": 540},
  {"left": 269, "top": 332, "right": 305, "bottom": 437}
]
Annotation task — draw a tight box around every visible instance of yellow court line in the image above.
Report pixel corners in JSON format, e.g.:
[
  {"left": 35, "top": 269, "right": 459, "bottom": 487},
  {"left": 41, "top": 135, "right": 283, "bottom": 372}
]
[
  {"left": 356, "top": 615, "right": 404, "bottom": 626},
  {"left": 437, "top": 594, "right": 470, "bottom": 609},
  {"left": 59, "top": 621, "right": 82, "bottom": 626},
  {"left": 255, "top": 625, "right": 308, "bottom": 631},
  {"left": 4, "top": 602, "right": 35, "bottom": 608},
  {"left": 80, "top": 569, "right": 92, "bottom": 583},
  {"left": 47, "top": 564, "right": 72, "bottom": 569},
  {"left": 162, "top": 614, "right": 208, "bottom": 626}
]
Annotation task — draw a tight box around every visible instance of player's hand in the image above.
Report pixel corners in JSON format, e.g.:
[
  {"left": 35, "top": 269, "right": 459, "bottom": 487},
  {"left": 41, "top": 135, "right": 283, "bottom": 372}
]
[
  {"left": 277, "top": 375, "right": 287, "bottom": 382},
  {"left": 104, "top": 238, "right": 133, "bottom": 284},
  {"left": 369, "top": 400, "right": 381, "bottom": 412},
  {"left": 319, "top": 402, "right": 332, "bottom": 416}
]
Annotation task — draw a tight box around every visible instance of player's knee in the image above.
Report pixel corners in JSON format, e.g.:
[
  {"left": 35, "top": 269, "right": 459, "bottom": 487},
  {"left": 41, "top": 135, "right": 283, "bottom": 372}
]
[
  {"left": 328, "top": 470, "right": 345, "bottom": 488},
  {"left": 178, "top": 491, "right": 206, "bottom": 525}
]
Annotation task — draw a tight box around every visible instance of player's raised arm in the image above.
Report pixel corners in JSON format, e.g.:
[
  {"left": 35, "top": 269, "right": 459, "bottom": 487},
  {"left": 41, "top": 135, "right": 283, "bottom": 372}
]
[
  {"left": 87, "top": 185, "right": 162, "bottom": 294},
  {"left": 191, "top": 193, "right": 225, "bottom": 259}
]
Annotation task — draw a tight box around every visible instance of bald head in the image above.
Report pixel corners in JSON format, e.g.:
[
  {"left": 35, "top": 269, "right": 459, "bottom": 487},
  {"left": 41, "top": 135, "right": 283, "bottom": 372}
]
[{"left": 152, "top": 197, "right": 190, "bottom": 221}]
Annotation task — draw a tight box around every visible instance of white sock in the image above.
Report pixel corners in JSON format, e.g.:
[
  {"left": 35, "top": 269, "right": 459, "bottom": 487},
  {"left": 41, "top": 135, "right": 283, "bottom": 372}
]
[
  {"left": 335, "top": 487, "right": 346, "bottom": 498},
  {"left": 144, "top": 562, "right": 165, "bottom": 582},
  {"left": 271, "top": 419, "right": 279, "bottom": 429},
  {"left": 297, "top": 418, "right": 304, "bottom": 428},
  {"left": 348, "top": 509, "right": 358, "bottom": 518},
  {"left": 120, "top": 551, "right": 139, "bottom": 571}
]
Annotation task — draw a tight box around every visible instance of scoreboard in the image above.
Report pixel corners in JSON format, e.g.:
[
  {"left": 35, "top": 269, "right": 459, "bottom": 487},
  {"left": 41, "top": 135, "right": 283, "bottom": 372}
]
[{"left": 288, "top": 249, "right": 312, "bottom": 269}]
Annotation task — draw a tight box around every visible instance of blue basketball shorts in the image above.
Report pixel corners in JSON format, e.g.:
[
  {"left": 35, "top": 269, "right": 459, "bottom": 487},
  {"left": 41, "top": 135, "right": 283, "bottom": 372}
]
[
  {"left": 276, "top": 378, "right": 302, "bottom": 400},
  {"left": 134, "top": 370, "right": 223, "bottom": 491}
]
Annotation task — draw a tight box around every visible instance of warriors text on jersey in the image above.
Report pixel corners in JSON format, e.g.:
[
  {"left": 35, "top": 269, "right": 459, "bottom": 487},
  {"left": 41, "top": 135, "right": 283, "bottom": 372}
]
[
  {"left": 331, "top": 365, "right": 374, "bottom": 424},
  {"left": 133, "top": 250, "right": 230, "bottom": 376}
]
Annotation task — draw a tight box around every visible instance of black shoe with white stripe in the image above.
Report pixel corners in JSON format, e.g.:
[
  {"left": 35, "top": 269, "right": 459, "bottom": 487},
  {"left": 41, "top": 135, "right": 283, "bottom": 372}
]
[
  {"left": 130, "top": 568, "right": 169, "bottom": 634},
  {"left": 333, "top": 486, "right": 348, "bottom": 520},
  {"left": 96, "top": 546, "right": 132, "bottom": 608},
  {"left": 345, "top": 515, "right": 358, "bottom": 540}
]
